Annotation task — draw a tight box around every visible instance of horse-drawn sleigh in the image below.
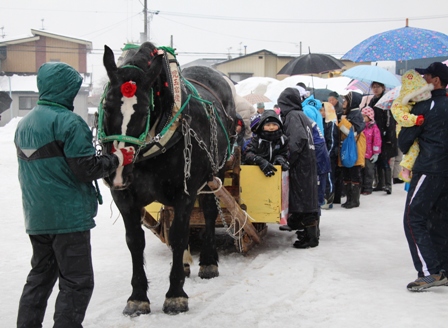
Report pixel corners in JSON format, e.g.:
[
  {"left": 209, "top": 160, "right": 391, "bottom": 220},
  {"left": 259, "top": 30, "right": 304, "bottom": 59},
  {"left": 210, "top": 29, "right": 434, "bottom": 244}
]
[{"left": 96, "top": 41, "right": 288, "bottom": 316}]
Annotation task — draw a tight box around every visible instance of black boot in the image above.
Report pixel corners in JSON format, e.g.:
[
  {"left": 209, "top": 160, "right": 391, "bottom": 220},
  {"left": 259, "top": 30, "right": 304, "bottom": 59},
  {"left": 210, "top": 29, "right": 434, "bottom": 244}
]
[
  {"left": 295, "top": 229, "right": 306, "bottom": 241},
  {"left": 294, "top": 225, "right": 319, "bottom": 248},
  {"left": 373, "top": 166, "right": 384, "bottom": 191},
  {"left": 345, "top": 184, "right": 360, "bottom": 209},
  {"left": 279, "top": 213, "right": 301, "bottom": 231},
  {"left": 384, "top": 167, "right": 392, "bottom": 194},
  {"left": 341, "top": 183, "right": 352, "bottom": 208}
]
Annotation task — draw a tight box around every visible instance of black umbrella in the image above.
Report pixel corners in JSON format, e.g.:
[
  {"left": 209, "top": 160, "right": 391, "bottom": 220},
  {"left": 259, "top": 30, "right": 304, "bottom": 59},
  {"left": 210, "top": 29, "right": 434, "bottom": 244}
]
[
  {"left": 307, "top": 88, "right": 342, "bottom": 103},
  {"left": 278, "top": 53, "right": 345, "bottom": 75},
  {"left": 0, "top": 91, "right": 12, "bottom": 114}
]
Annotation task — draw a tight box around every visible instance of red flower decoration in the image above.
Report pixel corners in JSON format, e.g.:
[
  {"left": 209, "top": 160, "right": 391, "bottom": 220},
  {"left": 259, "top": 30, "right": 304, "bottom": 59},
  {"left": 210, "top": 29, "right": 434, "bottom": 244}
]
[{"left": 121, "top": 81, "right": 137, "bottom": 98}]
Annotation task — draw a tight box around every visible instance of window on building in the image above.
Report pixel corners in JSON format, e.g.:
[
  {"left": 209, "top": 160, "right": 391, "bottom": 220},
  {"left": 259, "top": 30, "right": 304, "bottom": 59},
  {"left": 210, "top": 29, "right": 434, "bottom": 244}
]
[
  {"left": 19, "top": 96, "right": 39, "bottom": 110},
  {"left": 228, "top": 73, "right": 253, "bottom": 82}
]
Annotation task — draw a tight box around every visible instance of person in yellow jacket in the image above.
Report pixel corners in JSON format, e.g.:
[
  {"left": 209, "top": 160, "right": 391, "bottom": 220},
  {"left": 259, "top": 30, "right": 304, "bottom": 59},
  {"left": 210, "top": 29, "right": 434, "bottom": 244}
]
[
  {"left": 338, "top": 92, "right": 366, "bottom": 209},
  {"left": 390, "top": 69, "right": 433, "bottom": 182}
]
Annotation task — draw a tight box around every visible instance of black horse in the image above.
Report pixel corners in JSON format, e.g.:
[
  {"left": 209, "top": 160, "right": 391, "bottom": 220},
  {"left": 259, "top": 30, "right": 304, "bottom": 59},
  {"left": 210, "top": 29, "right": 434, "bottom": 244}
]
[{"left": 99, "top": 42, "right": 236, "bottom": 315}]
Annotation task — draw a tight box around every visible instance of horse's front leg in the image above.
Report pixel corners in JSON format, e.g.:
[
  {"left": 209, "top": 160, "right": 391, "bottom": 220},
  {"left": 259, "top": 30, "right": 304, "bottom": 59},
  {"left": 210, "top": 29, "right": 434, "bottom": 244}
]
[
  {"left": 113, "top": 191, "right": 151, "bottom": 317},
  {"left": 162, "top": 195, "right": 195, "bottom": 314},
  {"left": 198, "top": 194, "right": 219, "bottom": 279}
]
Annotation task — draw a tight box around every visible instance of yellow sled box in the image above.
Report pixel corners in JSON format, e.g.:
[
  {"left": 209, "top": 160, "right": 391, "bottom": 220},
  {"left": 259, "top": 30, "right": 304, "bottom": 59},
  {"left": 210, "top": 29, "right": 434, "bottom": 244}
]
[{"left": 145, "top": 165, "right": 287, "bottom": 224}]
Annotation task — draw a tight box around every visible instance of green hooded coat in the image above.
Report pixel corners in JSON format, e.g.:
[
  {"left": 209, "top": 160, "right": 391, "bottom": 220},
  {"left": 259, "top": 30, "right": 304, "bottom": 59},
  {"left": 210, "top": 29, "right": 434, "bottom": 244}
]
[{"left": 14, "top": 62, "right": 118, "bottom": 235}]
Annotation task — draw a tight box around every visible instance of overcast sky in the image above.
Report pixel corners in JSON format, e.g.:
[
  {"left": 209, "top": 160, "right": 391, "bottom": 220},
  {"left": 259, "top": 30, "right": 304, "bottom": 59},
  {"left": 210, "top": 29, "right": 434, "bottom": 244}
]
[{"left": 1, "top": 0, "right": 447, "bottom": 86}]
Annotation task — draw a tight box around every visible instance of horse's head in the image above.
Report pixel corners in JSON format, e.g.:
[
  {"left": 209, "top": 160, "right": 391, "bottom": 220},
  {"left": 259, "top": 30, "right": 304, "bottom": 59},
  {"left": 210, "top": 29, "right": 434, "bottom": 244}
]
[{"left": 101, "top": 42, "right": 165, "bottom": 189}]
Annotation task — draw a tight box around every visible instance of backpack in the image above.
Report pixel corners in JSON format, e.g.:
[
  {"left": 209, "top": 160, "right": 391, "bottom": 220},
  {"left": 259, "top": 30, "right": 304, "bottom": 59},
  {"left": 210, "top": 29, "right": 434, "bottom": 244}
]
[{"left": 341, "top": 127, "right": 358, "bottom": 168}]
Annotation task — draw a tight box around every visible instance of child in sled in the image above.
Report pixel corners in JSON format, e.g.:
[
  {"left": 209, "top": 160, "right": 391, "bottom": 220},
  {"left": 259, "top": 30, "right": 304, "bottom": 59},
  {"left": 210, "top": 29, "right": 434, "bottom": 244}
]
[{"left": 244, "top": 110, "right": 289, "bottom": 177}]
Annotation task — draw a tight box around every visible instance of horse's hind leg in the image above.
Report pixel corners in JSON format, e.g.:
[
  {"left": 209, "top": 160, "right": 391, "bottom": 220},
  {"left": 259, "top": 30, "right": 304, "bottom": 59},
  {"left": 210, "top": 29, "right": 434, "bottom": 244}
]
[
  {"left": 198, "top": 194, "right": 219, "bottom": 279},
  {"left": 183, "top": 247, "right": 193, "bottom": 278}
]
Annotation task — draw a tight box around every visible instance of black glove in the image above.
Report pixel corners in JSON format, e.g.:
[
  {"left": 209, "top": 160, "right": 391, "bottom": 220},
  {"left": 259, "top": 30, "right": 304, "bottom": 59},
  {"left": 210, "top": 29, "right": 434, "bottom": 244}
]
[
  {"left": 258, "top": 158, "right": 277, "bottom": 177},
  {"left": 274, "top": 157, "right": 290, "bottom": 171}
]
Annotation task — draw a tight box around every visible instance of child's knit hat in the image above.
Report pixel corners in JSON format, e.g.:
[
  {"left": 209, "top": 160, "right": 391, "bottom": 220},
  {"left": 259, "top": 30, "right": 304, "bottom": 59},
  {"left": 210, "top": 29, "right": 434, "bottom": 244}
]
[{"left": 361, "top": 106, "right": 375, "bottom": 122}]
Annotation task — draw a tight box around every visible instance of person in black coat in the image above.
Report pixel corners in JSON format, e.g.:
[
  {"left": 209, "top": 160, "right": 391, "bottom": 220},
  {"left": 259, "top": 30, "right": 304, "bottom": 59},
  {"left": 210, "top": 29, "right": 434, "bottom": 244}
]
[
  {"left": 398, "top": 62, "right": 448, "bottom": 290},
  {"left": 369, "top": 81, "right": 398, "bottom": 194},
  {"left": 277, "top": 87, "right": 319, "bottom": 249}
]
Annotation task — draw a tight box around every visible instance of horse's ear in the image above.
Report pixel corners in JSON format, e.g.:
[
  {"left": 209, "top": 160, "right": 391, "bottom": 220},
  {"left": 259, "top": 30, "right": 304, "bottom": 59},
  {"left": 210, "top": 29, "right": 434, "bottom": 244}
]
[
  {"left": 146, "top": 53, "right": 164, "bottom": 84},
  {"left": 103, "top": 45, "right": 118, "bottom": 76}
]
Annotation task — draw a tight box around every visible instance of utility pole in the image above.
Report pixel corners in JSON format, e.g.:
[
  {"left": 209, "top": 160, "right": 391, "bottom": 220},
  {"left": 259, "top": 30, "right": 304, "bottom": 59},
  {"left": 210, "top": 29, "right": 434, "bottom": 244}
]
[
  {"left": 148, "top": 10, "right": 159, "bottom": 41},
  {"left": 141, "top": 1, "right": 159, "bottom": 43},
  {"left": 143, "top": 0, "right": 148, "bottom": 41}
]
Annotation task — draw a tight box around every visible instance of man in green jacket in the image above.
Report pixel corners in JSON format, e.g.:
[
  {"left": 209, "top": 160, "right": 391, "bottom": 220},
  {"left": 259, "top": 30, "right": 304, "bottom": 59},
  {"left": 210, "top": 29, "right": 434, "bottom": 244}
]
[{"left": 15, "top": 62, "right": 135, "bottom": 327}]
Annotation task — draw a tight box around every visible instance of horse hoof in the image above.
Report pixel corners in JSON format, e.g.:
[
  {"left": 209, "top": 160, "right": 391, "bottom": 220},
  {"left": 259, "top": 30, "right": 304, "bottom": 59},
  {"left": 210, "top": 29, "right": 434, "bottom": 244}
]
[
  {"left": 184, "top": 263, "right": 191, "bottom": 278},
  {"left": 199, "top": 264, "right": 219, "bottom": 279},
  {"left": 163, "top": 297, "right": 189, "bottom": 314},
  {"left": 122, "top": 300, "right": 151, "bottom": 317}
]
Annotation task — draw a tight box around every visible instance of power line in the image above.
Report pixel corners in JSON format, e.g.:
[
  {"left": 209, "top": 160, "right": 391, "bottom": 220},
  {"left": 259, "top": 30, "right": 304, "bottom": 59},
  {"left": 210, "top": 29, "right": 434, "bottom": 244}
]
[{"left": 152, "top": 10, "right": 448, "bottom": 24}]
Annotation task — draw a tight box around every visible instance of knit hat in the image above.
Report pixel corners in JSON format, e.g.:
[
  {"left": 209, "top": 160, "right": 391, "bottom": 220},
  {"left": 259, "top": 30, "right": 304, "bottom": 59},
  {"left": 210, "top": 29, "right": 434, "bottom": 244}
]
[
  {"left": 294, "top": 85, "right": 310, "bottom": 99},
  {"left": 361, "top": 106, "right": 375, "bottom": 122},
  {"left": 250, "top": 114, "right": 261, "bottom": 132},
  {"left": 256, "top": 102, "right": 265, "bottom": 109}
]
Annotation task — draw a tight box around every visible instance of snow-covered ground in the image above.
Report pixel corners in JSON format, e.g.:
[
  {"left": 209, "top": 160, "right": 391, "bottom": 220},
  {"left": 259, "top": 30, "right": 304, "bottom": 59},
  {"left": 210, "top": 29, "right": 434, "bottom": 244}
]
[{"left": 1, "top": 118, "right": 447, "bottom": 328}]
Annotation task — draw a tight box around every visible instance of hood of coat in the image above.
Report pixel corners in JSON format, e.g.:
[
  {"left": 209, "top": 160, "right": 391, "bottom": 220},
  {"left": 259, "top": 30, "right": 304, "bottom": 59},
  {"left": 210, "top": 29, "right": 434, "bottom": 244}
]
[
  {"left": 343, "top": 91, "right": 362, "bottom": 113},
  {"left": 254, "top": 110, "right": 283, "bottom": 134},
  {"left": 278, "top": 87, "right": 303, "bottom": 119},
  {"left": 302, "top": 95, "right": 322, "bottom": 111},
  {"left": 400, "top": 69, "right": 434, "bottom": 104},
  {"left": 37, "top": 62, "right": 83, "bottom": 111},
  {"left": 361, "top": 106, "right": 375, "bottom": 123}
]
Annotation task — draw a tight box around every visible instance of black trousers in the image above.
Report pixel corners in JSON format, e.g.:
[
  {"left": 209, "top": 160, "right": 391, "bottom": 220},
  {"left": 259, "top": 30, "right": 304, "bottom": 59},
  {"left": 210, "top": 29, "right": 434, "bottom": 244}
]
[
  {"left": 17, "top": 231, "right": 94, "bottom": 328},
  {"left": 342, "top": 165, "right": 362, "bottom": 184},
  {"left": 375, "top": 155, "right": 392, "bottom": 189},
  {"left": 404, "top": 173, "right": 448, "bottom": 276},
  {"left": 362, "top": 159, "right": 376, "bottom": 192}
]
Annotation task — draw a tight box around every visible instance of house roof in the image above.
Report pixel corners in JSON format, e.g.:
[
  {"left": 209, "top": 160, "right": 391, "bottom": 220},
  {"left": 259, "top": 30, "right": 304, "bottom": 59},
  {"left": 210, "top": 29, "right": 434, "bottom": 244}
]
[
  {"left": 0, "top": 29, "right": 92, "bottom": 50},
  {"left": 0, "top": 74, "right": 91, "bottom": 93},
  {"left": 181, "top": 58, "right": 227, "bottom": 69},
  {"left": 215, "top": 49, "right": 297, "bottom": 66}
]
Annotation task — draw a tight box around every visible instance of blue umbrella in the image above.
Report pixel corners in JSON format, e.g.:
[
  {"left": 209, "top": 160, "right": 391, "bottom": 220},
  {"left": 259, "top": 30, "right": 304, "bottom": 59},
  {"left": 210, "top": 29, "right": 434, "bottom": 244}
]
[
  {"left": 342, "top": 25, "right": 448, "bottom": 62},
  {"left": 342, "top": 65, "right": 401, "bottom": 88}
]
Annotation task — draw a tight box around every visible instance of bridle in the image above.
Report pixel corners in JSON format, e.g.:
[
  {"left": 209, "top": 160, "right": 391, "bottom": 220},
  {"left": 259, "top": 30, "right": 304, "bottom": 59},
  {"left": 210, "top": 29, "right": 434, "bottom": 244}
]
[{"left": 96, "top": 64, "right": 153, "bottom": 151}]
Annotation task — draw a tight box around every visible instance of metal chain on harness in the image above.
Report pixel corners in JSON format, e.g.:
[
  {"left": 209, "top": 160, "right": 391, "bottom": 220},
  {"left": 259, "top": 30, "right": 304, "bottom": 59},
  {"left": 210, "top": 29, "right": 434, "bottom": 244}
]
[{"left": 181, "top": 113, "right": 229, "bottom": 229}]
